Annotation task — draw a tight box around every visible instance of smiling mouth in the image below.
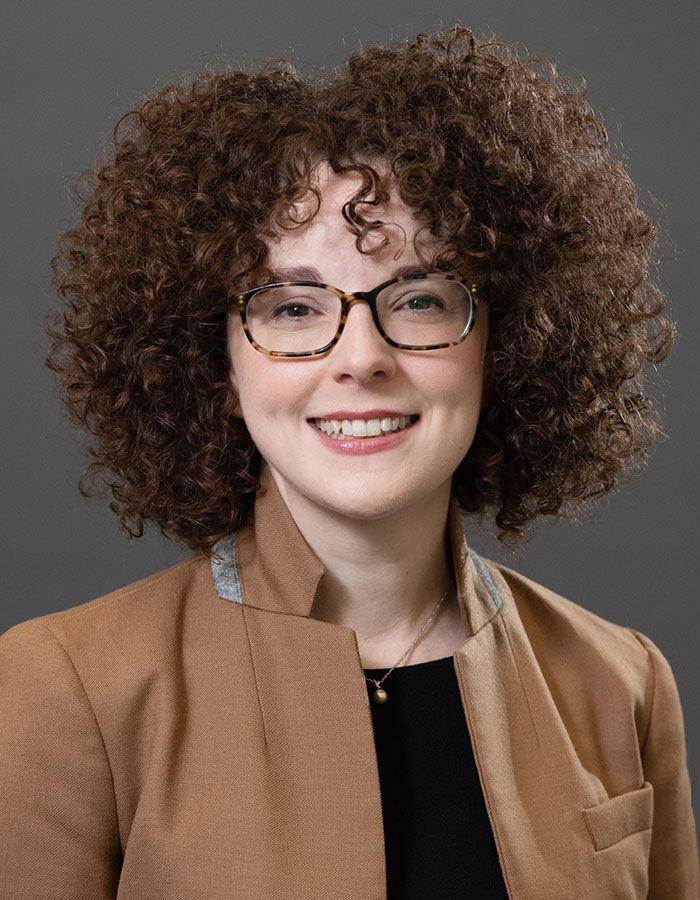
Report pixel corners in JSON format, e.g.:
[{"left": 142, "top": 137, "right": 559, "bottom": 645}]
[{"left": 312, "top": 415, "right": 419, "bottom": 439}]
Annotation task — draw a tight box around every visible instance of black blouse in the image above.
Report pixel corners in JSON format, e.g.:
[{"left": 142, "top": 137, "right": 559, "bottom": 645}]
[{"left": 364, "top": 655, "right": 509, "bottom": 900}]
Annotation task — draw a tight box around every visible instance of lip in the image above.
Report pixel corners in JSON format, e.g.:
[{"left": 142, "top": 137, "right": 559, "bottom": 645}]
[{"left": 308, "top": 416, "right": 418, "bottom": 455}]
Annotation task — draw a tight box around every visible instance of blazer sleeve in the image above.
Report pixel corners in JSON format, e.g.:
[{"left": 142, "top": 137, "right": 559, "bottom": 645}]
[
  {"left": 0, "top": 619, "right": 122, "bottom": 899},
  {"left": 630, "top": 630, "right": 699, "bottom": 900}
]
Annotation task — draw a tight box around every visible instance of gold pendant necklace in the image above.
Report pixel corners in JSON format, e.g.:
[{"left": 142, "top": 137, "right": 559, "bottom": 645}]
[{"left": 364, "top": 587, "right": 449, "bottom": 704}]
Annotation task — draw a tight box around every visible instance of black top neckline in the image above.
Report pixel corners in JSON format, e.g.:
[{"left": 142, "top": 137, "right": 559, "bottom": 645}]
[{"left": 363, "top": 654, "right": 454, "bottom": 677}]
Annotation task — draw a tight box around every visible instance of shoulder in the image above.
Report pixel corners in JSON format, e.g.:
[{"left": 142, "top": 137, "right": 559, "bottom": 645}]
[
  {"left": 0, "top": 553, "right": 246, "bottom": 769},
  {"left": 490, "top": 557, "right": 654, "bottom": 658},
  {"left": 482, "top": 557, "right": 660, "bottom": 716},
  {"left": 0, "top": 554, "right": 221, "bottom": 671},
  {"left": 480, "top": 558, "right": 694, "bottom": 783}
]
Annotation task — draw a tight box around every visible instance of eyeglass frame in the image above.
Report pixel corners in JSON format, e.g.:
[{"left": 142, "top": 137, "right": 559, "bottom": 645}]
[{"left": 230, "top": 272, "right": 483, "bottom": 358}]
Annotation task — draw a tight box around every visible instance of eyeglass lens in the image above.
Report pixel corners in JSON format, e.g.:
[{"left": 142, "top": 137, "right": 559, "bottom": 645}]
[{"left": 245, "top": 279, "right": 473, "bottom": 353}]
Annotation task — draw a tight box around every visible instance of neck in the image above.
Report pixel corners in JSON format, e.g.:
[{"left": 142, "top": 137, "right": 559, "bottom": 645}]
[{"left": 271, "top": 475, "right": 465, "bottom": 667}]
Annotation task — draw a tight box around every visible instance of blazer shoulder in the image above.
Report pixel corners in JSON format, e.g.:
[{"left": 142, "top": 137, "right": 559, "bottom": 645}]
[
  {"left": 1, "top": 553, "right": 217, "bottom": 656},
  {"left": 484, "top": 558, "right": 654, "bottom": 692}
]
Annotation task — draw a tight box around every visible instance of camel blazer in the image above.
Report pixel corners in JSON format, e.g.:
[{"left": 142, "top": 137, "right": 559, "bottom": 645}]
[{"left": 1, "top": 470, "right": 697, "bottom": 899}]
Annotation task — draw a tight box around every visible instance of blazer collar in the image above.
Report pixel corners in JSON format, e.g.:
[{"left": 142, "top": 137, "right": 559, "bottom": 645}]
[{"left": 211, "top": 464, "right": 503, "bottom": 633}]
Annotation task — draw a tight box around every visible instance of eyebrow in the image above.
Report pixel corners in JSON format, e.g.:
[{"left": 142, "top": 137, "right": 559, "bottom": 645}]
[{"left": 266, "top": 264, "right": 429, "bottom": 285}]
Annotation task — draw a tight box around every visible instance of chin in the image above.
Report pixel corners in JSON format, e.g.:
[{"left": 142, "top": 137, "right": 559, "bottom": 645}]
[
  {"left": 319, "top": 495, "right": 406, "bottom": 522},
  {"left": 285, "top": 471, "right": 451, "bottom": 524}
]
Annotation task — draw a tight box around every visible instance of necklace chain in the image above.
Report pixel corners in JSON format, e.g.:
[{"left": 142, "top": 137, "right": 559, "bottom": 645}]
[{"left": 364, "top": 587, "right": 450, "bottom": 703}]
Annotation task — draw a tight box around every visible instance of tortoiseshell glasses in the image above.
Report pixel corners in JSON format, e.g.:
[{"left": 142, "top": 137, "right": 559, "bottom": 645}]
[{"left": 231, "top": 273, "right": 482, "bottom": 358}]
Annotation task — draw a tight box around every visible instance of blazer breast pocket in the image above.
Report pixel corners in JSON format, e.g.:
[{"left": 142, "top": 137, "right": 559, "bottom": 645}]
[{"left": 582, "top": 781, "right": 654, "bottom": 852}]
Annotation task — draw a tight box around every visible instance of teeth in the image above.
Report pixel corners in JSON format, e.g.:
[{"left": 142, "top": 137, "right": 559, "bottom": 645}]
[{"left": 314, "top": 416, "right": 416, "bottom": 438}]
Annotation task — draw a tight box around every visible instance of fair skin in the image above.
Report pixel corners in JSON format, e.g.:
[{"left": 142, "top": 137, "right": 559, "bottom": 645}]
[{"left": 227, "top": 165, "right": 489, "bottom": 668}]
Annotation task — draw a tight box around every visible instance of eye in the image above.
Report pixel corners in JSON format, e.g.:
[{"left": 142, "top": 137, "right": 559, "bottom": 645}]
[
  {"left": 400, "top": 292, "right": 445, "bottom": 311},
  {"left": 272, "top": 302, "right": 316, "bottom": 318}
]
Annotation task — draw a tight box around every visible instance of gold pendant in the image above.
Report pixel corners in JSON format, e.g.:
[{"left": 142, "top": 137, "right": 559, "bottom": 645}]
[{"left": 373, "top": 687, "right": 388, "bottom": 704}]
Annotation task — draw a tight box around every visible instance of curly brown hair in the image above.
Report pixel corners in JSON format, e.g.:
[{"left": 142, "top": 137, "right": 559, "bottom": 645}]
[{"left": 47, "top": 26, "right": 672, "bottom": 554}]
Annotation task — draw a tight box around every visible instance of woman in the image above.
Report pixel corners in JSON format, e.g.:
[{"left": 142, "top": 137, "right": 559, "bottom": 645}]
[{"left": 0, "top": 26, "right": 696, "bottom": 900}]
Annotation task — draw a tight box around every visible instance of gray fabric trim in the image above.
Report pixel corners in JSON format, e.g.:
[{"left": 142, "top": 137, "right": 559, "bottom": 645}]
[
  {"left": 211, "top": 533, "right": 243, "bottom": 605},
  {"left": 210, "top": 529, "right": 503, "bottom": 613},
  {"left": 468, "top": 548, "right": 504, "bottom": 611}
]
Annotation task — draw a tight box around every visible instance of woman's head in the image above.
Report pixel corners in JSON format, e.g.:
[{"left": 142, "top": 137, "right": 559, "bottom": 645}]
[
  {"left": 227, "top": 163, "right": 489, "bottom": 525},
  {"left": 48, "top": 26, "right": 671, "bottom": 553}
]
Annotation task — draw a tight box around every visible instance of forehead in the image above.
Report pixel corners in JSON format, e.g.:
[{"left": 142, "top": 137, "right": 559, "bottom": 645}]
[{"left": 265, "top": 163, "right": 439, "bottom": 271}]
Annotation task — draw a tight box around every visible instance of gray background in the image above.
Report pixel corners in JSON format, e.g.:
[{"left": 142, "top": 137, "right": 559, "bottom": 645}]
[{"left": 2, "top": 0, "right": 698, "bottom": 825}]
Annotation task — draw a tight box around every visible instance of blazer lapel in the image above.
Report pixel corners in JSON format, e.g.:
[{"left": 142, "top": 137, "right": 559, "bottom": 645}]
[
  {"left": 241, "top": 607, "right": 387, "bottom": 898},
  {"left": 453, "top": 555, "right": 632, "bottom": 900}
]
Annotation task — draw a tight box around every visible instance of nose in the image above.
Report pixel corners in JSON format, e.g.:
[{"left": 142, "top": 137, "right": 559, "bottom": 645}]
[{"left": 327, "top": 299, "right": 397, "bottom": 384}]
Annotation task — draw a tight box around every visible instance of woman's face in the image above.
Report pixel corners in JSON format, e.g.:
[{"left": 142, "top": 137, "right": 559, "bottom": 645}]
[{"left": 226, "top": 165, "right": 488, "bottom": 523}]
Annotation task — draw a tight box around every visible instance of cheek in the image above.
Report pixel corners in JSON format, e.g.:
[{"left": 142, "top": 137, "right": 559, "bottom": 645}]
[
  {"left": 432, "top": 347, "right": 485, "bottom": 409},
  {"left": 229, "top": 356, "right": 275, "bottom": 425},
  {"left": 427, "top": 348, "right": 486, "bottom": 458},
  {"left": 227, "top": 328, "right": 315, "bottom": 428},
  {"left": 227, "top": 319, "right": 270, "bottom": 421}
]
